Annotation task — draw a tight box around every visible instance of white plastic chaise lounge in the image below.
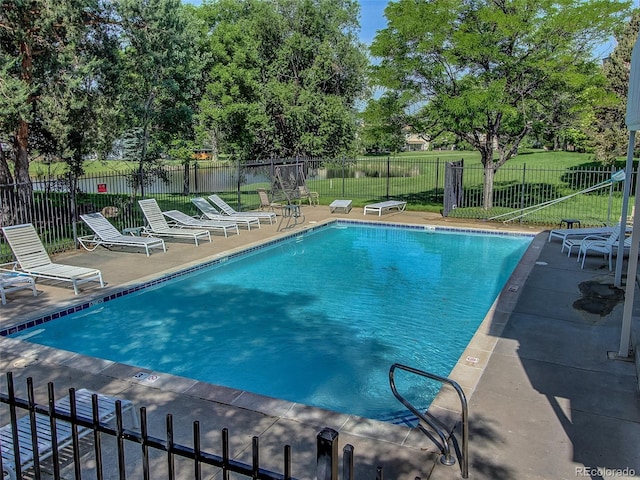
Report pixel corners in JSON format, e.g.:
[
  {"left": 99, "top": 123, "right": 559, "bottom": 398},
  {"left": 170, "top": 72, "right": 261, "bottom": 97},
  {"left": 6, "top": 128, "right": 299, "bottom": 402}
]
[
  {"left": 1, "top": 223, "right": 104, "bottom": 295},
  {"left": 1, "top": 388, "right": 138, "bottom": 480},
  {"left": 363, "top": 200, "right": 407, "bottom": 216},
  {"left": 79, "top": 212, "right": 166, "bottom": 256},
  {"left": 547, "top": 225, "right": 620, "bottom": 244},
  {"left": 207, "top": 194, "right": 277, "bottom": 225},
  {"left": 191, "top": 197, "right": 262, "bottom": 230},
  {"left": 576, "top": 229, "right": 626, "bottom": 270},
  {"left": 561, "top": 232, "right": 612, "bottom": 257},
  {"left": 162, "top": 209, "right": 240, "bottom": 237},
  {"left": 138, "top": 199, "right": 211, "bottom": 246},
  {"left": 0, "top": 273, "right": 37, "bottom": 305}
]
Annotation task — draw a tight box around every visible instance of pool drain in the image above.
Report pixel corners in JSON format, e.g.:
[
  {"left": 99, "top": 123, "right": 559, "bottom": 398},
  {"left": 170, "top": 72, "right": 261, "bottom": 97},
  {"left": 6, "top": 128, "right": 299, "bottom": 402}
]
[{"left": 12, "top": 356, "right": 39, "bottom": 368}]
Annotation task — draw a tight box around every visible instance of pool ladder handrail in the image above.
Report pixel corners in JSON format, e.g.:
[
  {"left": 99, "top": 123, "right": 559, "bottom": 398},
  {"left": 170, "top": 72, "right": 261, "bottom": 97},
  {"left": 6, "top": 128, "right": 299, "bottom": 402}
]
[{"left": 388, "top": 363, "right": 468, "bottom": 479}]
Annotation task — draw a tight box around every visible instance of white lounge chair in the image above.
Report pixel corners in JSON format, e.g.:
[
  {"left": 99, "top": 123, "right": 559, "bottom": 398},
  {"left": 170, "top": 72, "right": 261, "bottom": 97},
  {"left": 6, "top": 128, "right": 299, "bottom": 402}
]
[
  {"left": 562, "top": 234, "right": 611, "bottom": 257},
  {"left": 162, "top": 209, "right": 240, "bottom": 237},
  {"left": 547, "top": 225, "right": 620, "bottom": 244},
  {"left": 577, "top": 229, "right": 627, "bottom": 270},
  {"left": 0, "top": 273, "right": 37, "bottom": 305},
  {"left": 138, "top": 199, "right": 211, "bottom": 246},
  {"left": 191, "top": 197, "right": 262, "bottom": 230},
  {"left": 1, "top": 224, "right": 104, "bottom": 295},
  {"left": 363, "top": 200, "right": 407, "bottom": 216},
  {"left": 1, "top": 388, "right": 137, "bottom": 480},
  {"left": 208, "top": 194, "right": 277, "bottom": 225},
  {"left": 79, "top": 212, "right": 166, "bottom": 256}
]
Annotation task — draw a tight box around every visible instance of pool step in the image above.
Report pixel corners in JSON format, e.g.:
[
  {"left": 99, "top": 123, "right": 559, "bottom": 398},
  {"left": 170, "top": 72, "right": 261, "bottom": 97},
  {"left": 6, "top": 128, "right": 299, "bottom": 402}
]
[{"left": 375, "top": 410, "right": 419, "bottom": 427}]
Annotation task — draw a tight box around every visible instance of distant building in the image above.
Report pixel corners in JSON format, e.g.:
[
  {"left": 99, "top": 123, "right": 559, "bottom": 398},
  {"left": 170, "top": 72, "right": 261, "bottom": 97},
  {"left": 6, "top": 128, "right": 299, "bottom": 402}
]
[
  {"left": 192, "top": 149, "right": 213, "bottom": 161},
  {"left": 404, "top": 133, "right": 430, "bottom": 151}
]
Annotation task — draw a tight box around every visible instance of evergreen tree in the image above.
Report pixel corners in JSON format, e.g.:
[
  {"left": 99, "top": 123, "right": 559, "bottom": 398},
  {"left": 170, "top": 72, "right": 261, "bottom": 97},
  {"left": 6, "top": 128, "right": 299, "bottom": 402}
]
[
  {"left": 591, "top": 11, "right": 640, "bottom": 164},
  {"left": 0, "top": 0, "right": 116, "bottom": 215}
]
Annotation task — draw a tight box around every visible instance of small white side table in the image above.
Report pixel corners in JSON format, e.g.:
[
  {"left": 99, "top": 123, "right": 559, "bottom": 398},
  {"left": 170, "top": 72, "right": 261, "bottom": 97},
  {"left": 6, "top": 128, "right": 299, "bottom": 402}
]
[{"left": 330, "top": 200, "right": 352, "bottom": 214}]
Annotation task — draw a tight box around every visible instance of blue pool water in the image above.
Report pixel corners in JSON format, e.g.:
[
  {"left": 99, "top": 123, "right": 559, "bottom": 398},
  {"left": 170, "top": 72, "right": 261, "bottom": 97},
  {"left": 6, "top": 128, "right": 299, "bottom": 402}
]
[{"left": 12, "top": 223, "right": 531, "bottom": 420}]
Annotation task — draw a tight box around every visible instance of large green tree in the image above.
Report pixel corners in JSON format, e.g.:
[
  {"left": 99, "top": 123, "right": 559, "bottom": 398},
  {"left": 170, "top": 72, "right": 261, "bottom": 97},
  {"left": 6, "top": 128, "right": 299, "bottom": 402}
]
[
  {"left": 370, "top": 0, "right": 630, "bottom": 209},
  {"left": 359, "top": 92, "right": 408, "bottom": 153},
  {"left": 114, "top": 0, "right": 202, "bottom": 194},
  {"left": 0, "top": 0, "right": 117, "bottom": 217},
  {"left": 196, "top": 0, "right": 369, "bottom": 161},
  {"left": 590, "top": 10, "right": 640, "bottom": 165}
]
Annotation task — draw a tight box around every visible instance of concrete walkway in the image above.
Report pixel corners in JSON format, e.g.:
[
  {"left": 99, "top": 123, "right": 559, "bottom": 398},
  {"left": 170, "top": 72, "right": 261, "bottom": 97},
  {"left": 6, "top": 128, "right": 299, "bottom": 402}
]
[
  {"left": 1, "top": 206, "right": 638, "bottom": 479},
  {"left": 432, "top": 231, "right": 640, "bottom": 480}
]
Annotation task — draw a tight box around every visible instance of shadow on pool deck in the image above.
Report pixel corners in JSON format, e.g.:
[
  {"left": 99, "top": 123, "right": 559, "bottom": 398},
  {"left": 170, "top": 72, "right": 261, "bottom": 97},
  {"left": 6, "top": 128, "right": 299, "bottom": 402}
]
[{"left": 1, "top": 206, "right": 639, "bottom": 479}]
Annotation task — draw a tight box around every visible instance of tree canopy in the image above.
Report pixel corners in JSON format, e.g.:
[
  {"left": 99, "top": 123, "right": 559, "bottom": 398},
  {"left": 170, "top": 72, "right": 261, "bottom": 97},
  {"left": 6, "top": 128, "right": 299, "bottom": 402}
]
[
  {"left": 114, "top": 0, "right": 202, "bottom": 194},
  {"left": 370, "top": 0, "right": 631, "bottom": 208},
  {"left": 0, "top": 0, "right": 636, "bottom": 216},
  {"left": 0, "top": 0, "right": 119, "bottom": 210},
  {"left": 1, "top": 0, "right": 369, "bottom": 188},
  {"left": 195, "top": 0, "right": 369, "bottom": 161},
  {"left": 590, "top": 11, "right": 640, "bottom": 165}
]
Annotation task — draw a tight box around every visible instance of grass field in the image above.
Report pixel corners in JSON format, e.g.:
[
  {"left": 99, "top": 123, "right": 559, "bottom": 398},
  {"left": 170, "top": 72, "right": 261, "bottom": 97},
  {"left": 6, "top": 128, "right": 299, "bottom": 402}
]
[
  {"left": 27, "top": 149, "right": 635, "bottom": 227},
  {"left": 30, "top": 148, "right": 616, "bottom": 175}
]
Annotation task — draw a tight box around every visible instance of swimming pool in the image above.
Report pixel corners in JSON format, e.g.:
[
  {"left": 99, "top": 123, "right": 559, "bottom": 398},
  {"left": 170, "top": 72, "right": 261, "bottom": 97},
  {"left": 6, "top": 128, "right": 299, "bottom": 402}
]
[{"left": 9, "top": 222, "right": 532, "bottom": 421}]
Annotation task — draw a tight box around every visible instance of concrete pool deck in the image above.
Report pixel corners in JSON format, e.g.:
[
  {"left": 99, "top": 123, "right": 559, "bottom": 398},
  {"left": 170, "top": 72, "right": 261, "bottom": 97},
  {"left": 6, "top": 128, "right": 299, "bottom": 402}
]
[{"left": 1, "top": 205, "right": 638, "bottom": 479}]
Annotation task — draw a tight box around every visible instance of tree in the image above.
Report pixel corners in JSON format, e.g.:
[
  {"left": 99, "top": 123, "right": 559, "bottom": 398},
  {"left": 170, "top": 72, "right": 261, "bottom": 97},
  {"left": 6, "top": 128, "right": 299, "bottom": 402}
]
[
  {"left": 533, "top": 61, "right": 602, "bottom": 152},
  {"left": 591, "top": 11, "right": 640, "bottom": 165},
  {"left": 0, "top": 0, "right": 116, "bottom": 217},
  {"left": 195, "top": 0, "right": 369, "bottom": 161},
  {"left": 370, "top": 0, "right": 631, "bottom": 209},
  {"left": 37, "top": 2, "right": 123, "bottom": 185},
  {"left": 360, "top": 92, "right": 407, "bottom": 153},
  {"left": 115, "top": 0, "right": 202, "bottom": 195}
]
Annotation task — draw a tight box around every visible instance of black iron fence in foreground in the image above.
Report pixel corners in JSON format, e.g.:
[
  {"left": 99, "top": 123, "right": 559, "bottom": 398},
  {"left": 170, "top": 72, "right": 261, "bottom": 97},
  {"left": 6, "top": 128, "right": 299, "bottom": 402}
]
[
  {"left": 0, "top": 373, "right": 364, "bottom": 480},
  {"left": 0, "top": 157, "right": 634, "bottom": 262}
]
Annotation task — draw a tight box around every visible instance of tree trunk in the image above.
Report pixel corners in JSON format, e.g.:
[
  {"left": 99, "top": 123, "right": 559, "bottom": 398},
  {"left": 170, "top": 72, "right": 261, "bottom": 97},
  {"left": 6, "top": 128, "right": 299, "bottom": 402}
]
[
  {"left": 0, "top": 145, "right": 15, "bottom": 227},
  {"left": 483, "top": 164, "right": 495, "bottom": 210},
  {"left": 478, "top": 144, "right": 496, "bottom": 210},
  {"left": 0, "top": 145, "right": 14, "bottom": 185},
  {"left": 13, "top": 120, "right": 34, "bottom": 223}
]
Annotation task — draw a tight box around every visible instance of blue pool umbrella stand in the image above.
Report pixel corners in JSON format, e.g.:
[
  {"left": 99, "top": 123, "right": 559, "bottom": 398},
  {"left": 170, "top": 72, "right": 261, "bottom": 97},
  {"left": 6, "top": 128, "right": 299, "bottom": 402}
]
[{"left": 617, "top": 29, "right": 640, "bottom": 359}]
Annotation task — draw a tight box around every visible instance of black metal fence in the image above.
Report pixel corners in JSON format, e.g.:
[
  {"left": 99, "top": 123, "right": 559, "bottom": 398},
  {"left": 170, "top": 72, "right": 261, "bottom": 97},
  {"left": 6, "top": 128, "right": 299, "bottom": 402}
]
[
  {"left": 0, "top": 157, "right": 634, "bottom": 263},
  {"left": 1, "top": 373, "right": 363, "bottom": 480}
]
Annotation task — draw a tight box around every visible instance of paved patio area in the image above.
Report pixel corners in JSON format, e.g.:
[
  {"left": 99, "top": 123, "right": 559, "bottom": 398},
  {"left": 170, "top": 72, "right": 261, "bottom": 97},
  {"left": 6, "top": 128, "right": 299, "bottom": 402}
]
[{"left": 1, "top": 205, "right": 638, "bottom": 479}]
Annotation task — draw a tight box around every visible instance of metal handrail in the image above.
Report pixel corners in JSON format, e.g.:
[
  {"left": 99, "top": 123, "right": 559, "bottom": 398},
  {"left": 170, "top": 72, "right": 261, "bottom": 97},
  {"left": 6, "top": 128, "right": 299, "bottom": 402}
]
[{"left": 388, "top": 363, "right": 468, "bottom": 478}]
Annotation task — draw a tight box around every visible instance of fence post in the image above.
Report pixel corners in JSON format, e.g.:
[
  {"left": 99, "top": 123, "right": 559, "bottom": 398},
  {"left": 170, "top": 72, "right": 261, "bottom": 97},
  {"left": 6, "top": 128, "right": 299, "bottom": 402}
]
[
  {"left": 342, "top": 444, "right": 354, "bottom": 480},
  {"left": 317, "top": 427, "right": 339, "bottom": 480},
  {"left": 435, "top": 158, "right": 440, "bottom": 203},
  {"left": 386, "top": 157, "right": 391, "bottom": 199},
  {"left": 194, "top": 161, "right": 199, "bottom": 193},
  {"left": 519, "top": 163, "right": 527, "bottom": 223},
  {"left": 236, "top": 156, "right": 241, "bottom": 208},
  {"left": 607, "top": 165, "right": 616, "bottom": 224},
  {"left": 342, "top": 158, "right": 346, "bottom": 197},
  {"left": 69, "top": 171, "right": 79, "bottom": 249}
]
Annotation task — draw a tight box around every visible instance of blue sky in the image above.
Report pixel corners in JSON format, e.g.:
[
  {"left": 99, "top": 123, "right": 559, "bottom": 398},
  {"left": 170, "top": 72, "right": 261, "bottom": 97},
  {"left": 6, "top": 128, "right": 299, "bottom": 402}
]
[{"left": 357, "top": 0, "right": 388, "bottom": 45}]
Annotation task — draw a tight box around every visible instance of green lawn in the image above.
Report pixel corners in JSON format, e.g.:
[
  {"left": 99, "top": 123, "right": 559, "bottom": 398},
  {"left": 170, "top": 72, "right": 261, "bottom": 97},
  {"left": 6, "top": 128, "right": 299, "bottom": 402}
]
[
  {"left": 29, "top": 149, "right": 617, "bottom": 175},
  {"left": 28, "top": 149, "right": 634, "bottom": 227}
]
